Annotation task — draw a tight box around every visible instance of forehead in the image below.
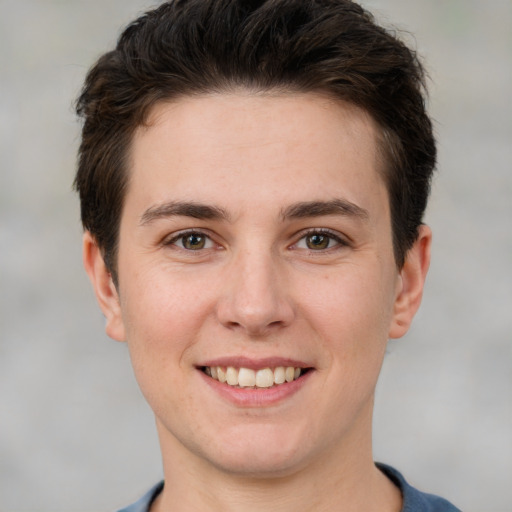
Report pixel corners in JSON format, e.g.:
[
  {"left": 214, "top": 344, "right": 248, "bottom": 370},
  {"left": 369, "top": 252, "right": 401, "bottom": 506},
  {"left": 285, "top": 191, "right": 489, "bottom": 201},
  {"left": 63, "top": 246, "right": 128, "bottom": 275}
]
[
  {"left": 141, "top": 92, "right": 379, "bottom": 157},
  {"left": 127, "top": 92, "right": 386, "bottom": 218}
]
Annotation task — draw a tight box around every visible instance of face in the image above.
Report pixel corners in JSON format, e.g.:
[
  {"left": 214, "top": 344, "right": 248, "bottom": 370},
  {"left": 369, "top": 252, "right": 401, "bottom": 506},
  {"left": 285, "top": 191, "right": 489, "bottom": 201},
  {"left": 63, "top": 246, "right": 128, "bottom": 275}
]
[{"left": 85, "top": 92, "right": 430, "bottom": 478}]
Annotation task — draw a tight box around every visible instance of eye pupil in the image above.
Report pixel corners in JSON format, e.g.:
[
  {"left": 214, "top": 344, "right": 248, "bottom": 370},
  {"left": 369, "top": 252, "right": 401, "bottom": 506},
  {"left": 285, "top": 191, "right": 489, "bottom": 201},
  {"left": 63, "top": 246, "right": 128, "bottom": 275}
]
[
  {"left": 183, "top": 233, "right": 205, "bottom": 250},
  {"left": 306, "top": 234, "right": 329, "bottom": 250}
]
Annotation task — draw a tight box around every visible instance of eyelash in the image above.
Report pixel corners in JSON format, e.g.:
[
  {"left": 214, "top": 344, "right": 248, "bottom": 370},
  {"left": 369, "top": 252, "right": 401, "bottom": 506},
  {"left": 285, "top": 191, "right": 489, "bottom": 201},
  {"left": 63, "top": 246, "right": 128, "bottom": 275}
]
[
  {"left": 293, "top": 228, "right": 349, "bottom": 252},
  {"left": 163, "top": 230, "right": 216, "bottom": 251},
  {"left": 163, "top": 228, "right": 348, "bottom": 253}
]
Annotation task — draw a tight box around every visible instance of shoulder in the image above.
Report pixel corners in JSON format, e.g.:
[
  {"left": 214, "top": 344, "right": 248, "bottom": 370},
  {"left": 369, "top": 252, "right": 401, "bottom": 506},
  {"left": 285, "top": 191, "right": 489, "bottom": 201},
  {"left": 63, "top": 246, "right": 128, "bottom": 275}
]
[
  {"left": 116, "top": 481, "right": 164, "bottom": 512},
  {"left": 377, "top": 463, "right": 462, "bottom": 512}
]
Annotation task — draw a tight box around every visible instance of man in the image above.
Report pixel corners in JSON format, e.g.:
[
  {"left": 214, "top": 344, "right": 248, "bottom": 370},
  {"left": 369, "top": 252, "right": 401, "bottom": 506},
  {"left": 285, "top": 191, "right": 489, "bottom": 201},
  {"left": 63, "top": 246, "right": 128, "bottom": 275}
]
[{"left": 75, "top": 1, "right": 460, "bottom": 510}]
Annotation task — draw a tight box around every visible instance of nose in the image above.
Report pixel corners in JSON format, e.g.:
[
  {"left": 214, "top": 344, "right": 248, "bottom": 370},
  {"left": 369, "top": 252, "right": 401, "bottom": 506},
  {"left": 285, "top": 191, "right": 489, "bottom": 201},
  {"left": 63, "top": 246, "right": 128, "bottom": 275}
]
[{"left": 216, "top": 249, "right": 295, "bottom": 336}]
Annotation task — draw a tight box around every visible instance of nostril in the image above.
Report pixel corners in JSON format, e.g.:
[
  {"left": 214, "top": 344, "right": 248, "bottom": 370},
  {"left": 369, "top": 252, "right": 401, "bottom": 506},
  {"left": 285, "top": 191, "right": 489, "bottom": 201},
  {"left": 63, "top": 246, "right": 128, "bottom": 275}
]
[{"left": 215, "top": 272, "right": 295, "bottom": 333}]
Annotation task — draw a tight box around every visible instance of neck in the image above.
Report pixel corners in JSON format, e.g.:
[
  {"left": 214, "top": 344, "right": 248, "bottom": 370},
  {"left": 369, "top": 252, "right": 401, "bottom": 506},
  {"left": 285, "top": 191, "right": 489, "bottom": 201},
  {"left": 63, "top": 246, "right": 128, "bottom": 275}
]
[{"left": 151, "top": 411, "right": 401, "bottom": 512}]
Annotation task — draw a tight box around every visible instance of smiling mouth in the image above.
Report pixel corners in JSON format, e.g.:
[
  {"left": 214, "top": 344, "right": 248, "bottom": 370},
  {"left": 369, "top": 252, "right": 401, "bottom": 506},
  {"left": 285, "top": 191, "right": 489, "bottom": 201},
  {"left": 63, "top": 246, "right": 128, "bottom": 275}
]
[{"left": 201, "top": 366, "right": 311, "bottom": 389}]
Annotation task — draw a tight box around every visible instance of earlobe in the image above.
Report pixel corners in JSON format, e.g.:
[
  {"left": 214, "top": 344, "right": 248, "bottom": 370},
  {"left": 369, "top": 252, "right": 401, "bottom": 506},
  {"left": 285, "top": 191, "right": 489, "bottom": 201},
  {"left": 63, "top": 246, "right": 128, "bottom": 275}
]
[
  {"left": 388, "top": 225, "right": 432, "bottom": 339},
  {"left": 82, "top": 231, "right": 126, "bottom": 342}
]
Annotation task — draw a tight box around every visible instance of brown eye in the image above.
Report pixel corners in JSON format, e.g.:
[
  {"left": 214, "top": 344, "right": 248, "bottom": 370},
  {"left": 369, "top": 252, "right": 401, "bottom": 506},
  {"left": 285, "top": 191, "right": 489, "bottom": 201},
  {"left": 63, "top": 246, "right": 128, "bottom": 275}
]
[
  {"left": 166, "top": 230, "right": 215, "bottom": 251},
  {"left": 294, "top": 230, "right": 346, "bottom": 252},
  {"left": 181, "top": 233, "right": 206, "bottom": 250},
  {"left": 305, "top": 234, "right": 330, "bottom": 250}
]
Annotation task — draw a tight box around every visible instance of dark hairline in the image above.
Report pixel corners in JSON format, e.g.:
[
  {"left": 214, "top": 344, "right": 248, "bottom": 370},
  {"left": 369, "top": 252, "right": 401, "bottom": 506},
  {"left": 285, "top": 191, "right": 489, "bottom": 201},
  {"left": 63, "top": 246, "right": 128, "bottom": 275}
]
[
  {"left": 106, "top": 88, "right": 402, "bottom": 286},
  {"left": 75, "top": 0, "right": 436, "bottom": 285}
]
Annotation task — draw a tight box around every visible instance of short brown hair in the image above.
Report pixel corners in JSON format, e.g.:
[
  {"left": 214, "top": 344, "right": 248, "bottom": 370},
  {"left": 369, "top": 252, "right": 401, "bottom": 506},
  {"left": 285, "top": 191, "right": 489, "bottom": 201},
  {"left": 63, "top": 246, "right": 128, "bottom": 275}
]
[{"left": 75, "top": 0, "right": 436, "bottom": 281}]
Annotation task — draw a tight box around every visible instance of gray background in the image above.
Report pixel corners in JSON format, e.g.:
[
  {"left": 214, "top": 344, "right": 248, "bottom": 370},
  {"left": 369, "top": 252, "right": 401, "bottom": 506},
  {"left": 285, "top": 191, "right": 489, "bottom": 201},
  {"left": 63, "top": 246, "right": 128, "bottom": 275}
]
[{"left": 1, "top": 1, "right": 511, "bottom": 510}]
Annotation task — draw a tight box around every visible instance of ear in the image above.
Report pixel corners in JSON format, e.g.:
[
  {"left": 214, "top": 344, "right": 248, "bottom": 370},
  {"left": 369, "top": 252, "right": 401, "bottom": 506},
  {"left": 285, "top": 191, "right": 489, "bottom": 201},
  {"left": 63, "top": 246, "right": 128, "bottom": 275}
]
[
  {"left": 82, "top": 231, "right": 126, "bottom": 342},
  {"left": 388, "top": 224, "right": 432, "bottom": 339}
]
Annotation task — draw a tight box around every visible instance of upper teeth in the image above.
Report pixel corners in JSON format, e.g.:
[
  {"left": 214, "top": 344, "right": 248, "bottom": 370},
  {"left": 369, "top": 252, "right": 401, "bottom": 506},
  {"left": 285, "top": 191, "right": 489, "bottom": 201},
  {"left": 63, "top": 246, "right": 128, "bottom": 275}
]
[{"left": 205, "top": 366, "right": 302, "bottom": 388}]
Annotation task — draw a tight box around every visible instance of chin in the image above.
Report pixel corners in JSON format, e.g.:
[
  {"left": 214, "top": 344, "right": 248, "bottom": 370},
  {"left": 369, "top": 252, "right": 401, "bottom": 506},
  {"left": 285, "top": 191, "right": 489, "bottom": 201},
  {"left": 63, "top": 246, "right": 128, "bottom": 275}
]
[
  {"left": 197, "top": 424, "right": 316, "bottom": 478},
  {"left": 209, "top": 449, "right": 307, "bottom": 479}
]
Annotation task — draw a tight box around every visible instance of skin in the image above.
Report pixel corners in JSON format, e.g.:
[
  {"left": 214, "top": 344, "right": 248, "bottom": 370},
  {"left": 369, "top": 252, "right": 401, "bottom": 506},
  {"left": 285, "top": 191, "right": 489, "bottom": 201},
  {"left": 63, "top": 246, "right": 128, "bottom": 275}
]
[{"left": 84, "top": 92, "right": 431, "bottom": 511}]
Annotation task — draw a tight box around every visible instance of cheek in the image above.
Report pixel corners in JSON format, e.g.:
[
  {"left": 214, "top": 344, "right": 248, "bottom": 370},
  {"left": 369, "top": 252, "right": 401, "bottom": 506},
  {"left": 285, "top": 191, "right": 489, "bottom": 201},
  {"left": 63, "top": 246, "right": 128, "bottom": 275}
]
[
  {"left": 299, "top": 262, "right": 397, "bottom": 394},
  {"left": 119, "top": 268, "right": 211, "bottom": 379},
  {"left": 301, "top": 263, "right": 396, "bottom": 342},
  {"left": 119, "top": 280, "right": 206, "bottom": 421}
]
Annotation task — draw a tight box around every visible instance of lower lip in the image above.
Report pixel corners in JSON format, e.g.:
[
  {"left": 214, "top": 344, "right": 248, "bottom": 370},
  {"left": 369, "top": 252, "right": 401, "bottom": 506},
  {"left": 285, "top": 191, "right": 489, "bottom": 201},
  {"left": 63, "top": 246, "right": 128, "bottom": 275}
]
[{"left": 199, "top": 369, "right": 313, "bottom": 407}]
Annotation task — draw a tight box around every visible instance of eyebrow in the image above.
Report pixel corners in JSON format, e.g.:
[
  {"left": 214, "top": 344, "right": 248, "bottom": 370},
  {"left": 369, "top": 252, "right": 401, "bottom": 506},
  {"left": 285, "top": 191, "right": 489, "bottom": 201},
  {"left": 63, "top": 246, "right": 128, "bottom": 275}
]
[
  {"left": 139, "top": 201, "right": 230, "bottom": 226},
  {"left": 139, "top": 198, "right": 368, "bottom": 226},
  {"left": 281, "top": 199, "right": 369, "bottom": 221}
]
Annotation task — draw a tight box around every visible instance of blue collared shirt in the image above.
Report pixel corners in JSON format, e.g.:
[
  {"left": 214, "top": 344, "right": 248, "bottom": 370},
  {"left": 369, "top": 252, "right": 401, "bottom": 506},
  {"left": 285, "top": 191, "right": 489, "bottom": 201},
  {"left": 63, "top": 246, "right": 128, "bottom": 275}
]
[{"left": 116, "top": 464, "right": 461, "bottom": 511}]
